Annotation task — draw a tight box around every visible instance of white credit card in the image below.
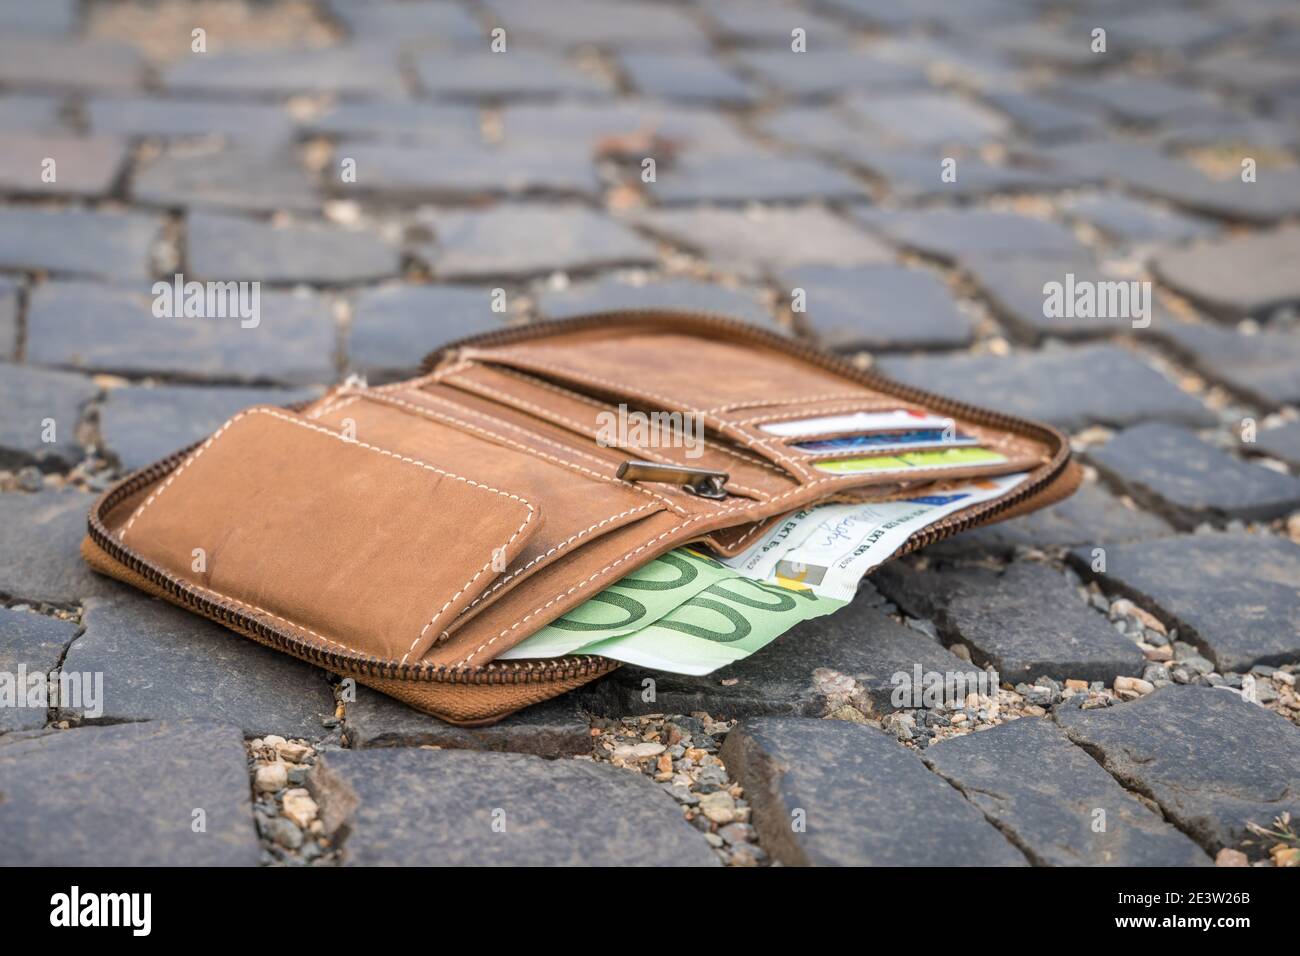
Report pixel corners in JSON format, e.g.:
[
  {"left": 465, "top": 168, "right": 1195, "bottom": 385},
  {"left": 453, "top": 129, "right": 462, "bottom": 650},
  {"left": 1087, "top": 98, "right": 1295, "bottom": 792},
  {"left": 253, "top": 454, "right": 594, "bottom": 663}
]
[{"left": 760, "top": 409, "right": 953, "bottom": 437}]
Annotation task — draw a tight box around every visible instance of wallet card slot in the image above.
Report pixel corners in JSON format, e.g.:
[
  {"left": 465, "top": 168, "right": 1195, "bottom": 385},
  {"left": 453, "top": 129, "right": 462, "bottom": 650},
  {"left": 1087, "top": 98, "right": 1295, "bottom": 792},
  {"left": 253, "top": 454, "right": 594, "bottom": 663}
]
[{"left": 114, "top": 405, "right": 542, "bottom": 666}]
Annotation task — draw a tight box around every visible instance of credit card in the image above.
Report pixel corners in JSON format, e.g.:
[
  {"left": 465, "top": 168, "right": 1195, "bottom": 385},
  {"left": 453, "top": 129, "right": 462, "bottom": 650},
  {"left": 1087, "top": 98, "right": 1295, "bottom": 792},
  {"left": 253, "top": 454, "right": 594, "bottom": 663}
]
[
  {"left": 760, "top": 409, "right": 952, "bottom": 437},
  {"left": 794, "top": 429, "right": 976, "bottom": 453},
  {"left": 813, "top": 447, "right": 1007, "bottom": 475}
]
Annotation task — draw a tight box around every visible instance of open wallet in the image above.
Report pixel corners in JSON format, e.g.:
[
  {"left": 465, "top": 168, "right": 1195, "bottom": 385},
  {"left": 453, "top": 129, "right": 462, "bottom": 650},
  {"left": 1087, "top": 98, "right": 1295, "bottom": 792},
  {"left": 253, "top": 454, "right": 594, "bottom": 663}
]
[{"left": 82, "top": 312, "right": 1081, "bottom": 725}]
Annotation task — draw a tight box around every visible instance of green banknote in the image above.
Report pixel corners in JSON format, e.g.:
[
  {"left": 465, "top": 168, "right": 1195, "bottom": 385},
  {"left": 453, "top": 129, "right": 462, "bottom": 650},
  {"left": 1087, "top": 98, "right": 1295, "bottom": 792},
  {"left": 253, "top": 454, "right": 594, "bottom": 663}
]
[
  {"left": 502, "top": 547, "right": 845, "bottom": 673},
  {"left": 576, "top": 575, "right": 846, "bottom": 675},
  {"left": 495, "top": 548, "right": 735, "bottom": 661}
]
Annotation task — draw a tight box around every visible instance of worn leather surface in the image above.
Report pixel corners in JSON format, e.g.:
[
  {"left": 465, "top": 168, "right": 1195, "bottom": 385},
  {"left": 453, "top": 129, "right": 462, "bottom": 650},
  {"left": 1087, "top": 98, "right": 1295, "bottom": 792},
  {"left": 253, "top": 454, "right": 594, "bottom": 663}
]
[{"left": 86, "top": 313, "right": 1072, "bottom": 723}]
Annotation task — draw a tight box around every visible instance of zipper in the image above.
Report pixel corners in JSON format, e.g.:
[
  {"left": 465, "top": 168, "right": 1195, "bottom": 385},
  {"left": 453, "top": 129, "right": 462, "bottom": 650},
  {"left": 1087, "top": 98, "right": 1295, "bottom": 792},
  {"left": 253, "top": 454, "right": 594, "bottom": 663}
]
[
  {"left": 617, "top": 460, "right": 730, "bottom": 499},
  {"left": 86, "top": 311, "right": 1070, "bottom": 686}
]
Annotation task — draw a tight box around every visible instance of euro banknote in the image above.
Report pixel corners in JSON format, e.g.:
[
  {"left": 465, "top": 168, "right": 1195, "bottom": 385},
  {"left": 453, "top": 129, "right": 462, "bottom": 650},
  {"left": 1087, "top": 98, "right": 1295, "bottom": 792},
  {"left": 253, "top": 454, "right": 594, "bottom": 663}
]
[{"left": 504, "top": 473, "right": 1027, "bottom": 673}]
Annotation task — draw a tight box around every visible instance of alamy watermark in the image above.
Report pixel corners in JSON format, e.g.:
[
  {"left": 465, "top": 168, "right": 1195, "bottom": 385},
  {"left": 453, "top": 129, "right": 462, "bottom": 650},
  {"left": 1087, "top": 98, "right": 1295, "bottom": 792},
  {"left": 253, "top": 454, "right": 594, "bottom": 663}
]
[
  {"left": 152, "top": 273, "right": 260, "bottom": 329},
  {"left": 890, "top": 664, "right": 999, "bottom": 708},
  {"left": 596, "top": 403, "right": 705, "bottom": 459},
  {"left": 1043, "top": 273, "right": 1151, "bottom": 329},
  {"left": 0, "top": 666, "right": 103, "bottom": 718}
]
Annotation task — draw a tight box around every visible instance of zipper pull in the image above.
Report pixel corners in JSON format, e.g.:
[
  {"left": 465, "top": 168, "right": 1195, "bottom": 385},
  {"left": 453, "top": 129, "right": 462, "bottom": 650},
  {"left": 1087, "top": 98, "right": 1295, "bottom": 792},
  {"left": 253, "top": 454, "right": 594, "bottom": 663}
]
[{"left": 617, "top": 460, "right": 729, "bottom": 499}]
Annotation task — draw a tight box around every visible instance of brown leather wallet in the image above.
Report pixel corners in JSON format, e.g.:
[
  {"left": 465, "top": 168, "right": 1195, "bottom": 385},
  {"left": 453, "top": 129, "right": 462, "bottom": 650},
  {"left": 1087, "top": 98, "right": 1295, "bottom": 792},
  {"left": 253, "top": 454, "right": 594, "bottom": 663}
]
[{"left": 83, "top": 311, "right": 1079, "bottom": 725}]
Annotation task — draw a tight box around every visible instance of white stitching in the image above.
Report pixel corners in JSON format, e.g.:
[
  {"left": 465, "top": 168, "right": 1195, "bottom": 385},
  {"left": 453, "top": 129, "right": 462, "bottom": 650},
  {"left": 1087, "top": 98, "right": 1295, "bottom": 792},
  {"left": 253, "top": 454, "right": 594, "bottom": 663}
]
[
  {"left": 444, "top": 372, "right": 772, "bottom": 501},
  {"left": 706, "top": 392, "right": 867, "bottom": 414},
  {"left": 483, "top": 364, "right": 792, "bottom": 480},
  {"left": 470, "top": 354, "right": 817, "bottom": 481},
  {"left": 734, "top": 401, "right": 910, "bottom": 427},
  {"left": 458, "top": 503, "right": 660, "bottom": 618},
  {"left": 449, "top": 475, "right": 848, "bottom": 667},
  {"left": 118, "top": 406, "right": 537, "bottom": 666},
  {"left": 360, "top": 390, "right": 695, "bottom": 517}
]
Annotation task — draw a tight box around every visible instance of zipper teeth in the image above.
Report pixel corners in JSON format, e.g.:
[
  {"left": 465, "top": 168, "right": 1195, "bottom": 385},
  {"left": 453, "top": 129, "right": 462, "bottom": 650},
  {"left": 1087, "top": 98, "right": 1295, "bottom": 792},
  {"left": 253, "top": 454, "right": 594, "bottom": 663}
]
[{"left": 87, "top": 313, "right": 1070, "bottom": 684}]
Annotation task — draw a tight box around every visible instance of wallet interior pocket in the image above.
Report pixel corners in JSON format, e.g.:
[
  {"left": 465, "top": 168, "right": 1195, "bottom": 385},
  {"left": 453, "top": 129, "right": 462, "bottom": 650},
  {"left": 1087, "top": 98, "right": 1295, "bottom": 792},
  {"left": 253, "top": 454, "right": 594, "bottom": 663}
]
[
  {"left": 307, "top": 391, "right": 677, "bottom": 623},
  {"left": 115, "top": 406, "right": 542, "bottom": 665},
  {"left": 434, "top": 361, "right": 800, "bottom": 501}
]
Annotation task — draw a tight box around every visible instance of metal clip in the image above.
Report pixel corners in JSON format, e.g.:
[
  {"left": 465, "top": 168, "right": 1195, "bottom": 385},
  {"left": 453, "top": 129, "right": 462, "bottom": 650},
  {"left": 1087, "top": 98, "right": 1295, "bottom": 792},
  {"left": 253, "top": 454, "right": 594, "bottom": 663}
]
[{"left": 616, "top": 460, "right": 729, "bottom": 499}]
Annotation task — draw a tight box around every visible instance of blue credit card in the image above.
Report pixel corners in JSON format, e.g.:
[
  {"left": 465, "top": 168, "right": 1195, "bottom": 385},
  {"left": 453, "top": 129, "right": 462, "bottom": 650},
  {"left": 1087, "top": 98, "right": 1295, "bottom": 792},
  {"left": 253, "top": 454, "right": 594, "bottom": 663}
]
[{"left": 794, "top": 429, "right": 976, "bottom": 453}]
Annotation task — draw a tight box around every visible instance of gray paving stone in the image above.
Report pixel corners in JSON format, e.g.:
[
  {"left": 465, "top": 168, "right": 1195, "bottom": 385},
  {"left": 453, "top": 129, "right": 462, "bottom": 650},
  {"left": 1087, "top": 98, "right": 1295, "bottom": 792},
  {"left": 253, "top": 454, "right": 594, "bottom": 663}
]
[
  {"left": 486, "top": 0, "right": 710, "bottom": 49},
  {"left": 782, "top": 263, "right": 975, "bottom": 350},
  {"left": 925, "top": 717, "right": 1211, "bottom": 866},
  {"left": 619, "top": 53, "right": 757, "bottom": 105},
  {"left": 843, "top": 91, "right": 1010, "bottom": 147},
  {"left": 720, "top": 717, "right": 1027, "bottom": 866},
  {"left": 736, "top": 49, "right": 927, "bottom": 98},
  {"left": 982, "top": 90, "right": 1105, "bottom": 140},
  {"left": 984, "top": 21, "right": 1111, "bottom": 69},
  {"left": 1088, "top": 423, "right": 1300, "bottom": 528},
  {"left": 499, "top": 101, "right": 751, "bottom": 154},
  {"left": 1054, "top": 685, "right": 1300, "bottom": 854},
  {"left": 310, "top": 748, "right": 719, "bottom": 865},
  {"left": 0, "top": 132, "right": 127, "bottom": 198},
  {"left": 27, "top": 281, "right": 337, "bottom": 385},
  {"left": 628, "top": 206, "right": 893, "bottom": 277},
  {"left": 877, "top": 345, "right": 1216, "bottom": 432},
  {"left": 1069, "top": 533, "right": 1300, "bottom": 673},
  {"left": 873, "top": 560, "right": 1145, "bottom": 684},
  {"left": 86, "top": 96, "right": 297, "bottom": 146},
  {"left": 0, "top": 0, "right": 77, "bottom": 34},
  {"left": 850, "top": 148, "right": 1073, "bottom": 201},
  {"left": 99, "top": 383, "right": 317, "bottom": 472},
  {"left": 1098, "top": 8, "right": 1244, "bottom": 55},
  {"left": 921, "top": 479, "right": 1174, "bottom": 560},
  {"left": 132, "top": 146, "right": 320, "bottom": 213},
  {"left": 60, "top": 594, "right": 335, "bottom": 738},
  {"left": 0, "top": 489, "right": 114, "bottom": 605},
  {"left": 1251, "top": 422, "right": 1300, "bottom": 468},
  {"left": 1039, "top": 140, "right": 1300, "bottom": 225},
  {"left": 1060, "top": 194, "right": 1217, "bottom": 245},
  {"left": 340, "top": 142, "right": 597, "bottom": 200},
  {"left": 1161, "top": 115, "right": 1300, "bottom": 156},
  {"left": 535, "top": 275, "right": 773, "bottom": 327},
  {"left": 0, "top": 608, "right": 79, "bottom": 734},
  {"left": 866, "top": 35, "right": 1025, "bottom": 90},
  {"left": 701, "top": 0, "right": 849, "bottom": 47},
  {"left": 425, "top": 205, "right": 658, "bottom": 279},
  {"left": 187, "top": 211, "right": 400, "bottom": 285},
  {"left": 348, "top": 284, "right": 509, "bottom": 379},
  {"left": 413, "top": 51, "right": 612, "bottom": 99},
  {"left": 0, "top": 720, "right": 260, "bottom": 866},
  {"left": 650, "top": 150, "right": 865, "bottom": 205},
  {"left": 305, "top": 99, "right": 482, "bottom": 145},
  {"left": 344, "top": 686, "right": 591, "bottom": 755},
  {"left": 327, "top": 0, "right": 483, "bottom": 48},
  {"left": 0, "top": 363, "right": 97, "bottom": 470},
  {"left": 0, "top": 277, "right": 16, "bottom": 360},
  {"left": 961, "top": 252, "right": 1162, "bottom": 343},
  {"left": 826, "top": 0, "right": 1023, "bottom": 29},
  {"left": 579, "top": 595, "right": 986, "bottom": 719},
  {"left": 0, "top": 36, "right": 143, "bottom": 91},
  {"left": 1152, "top": 227, "right": 1300, "bottom": 319},
  {"left": 855, "top": 208, "right": 1084, "bottom": 265},
  {"left": 0, "top": 206, "right": 161, "bottom": 280},
  {"left": 0, "top": 93, "right": 68, "bottom": 133},
  {"left": 1057, "top": 77, "right": 1229, "bottom": 126},
  {"left": 164, "top": 47, "right": 403, "bottom": 97}
]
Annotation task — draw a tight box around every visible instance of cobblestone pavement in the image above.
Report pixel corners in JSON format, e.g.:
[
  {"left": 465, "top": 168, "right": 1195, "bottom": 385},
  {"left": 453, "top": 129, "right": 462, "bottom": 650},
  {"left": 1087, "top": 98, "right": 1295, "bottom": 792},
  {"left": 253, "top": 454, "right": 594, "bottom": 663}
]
[{"left": 1, "top": 0, "right": 1299, "bottom": 868}]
